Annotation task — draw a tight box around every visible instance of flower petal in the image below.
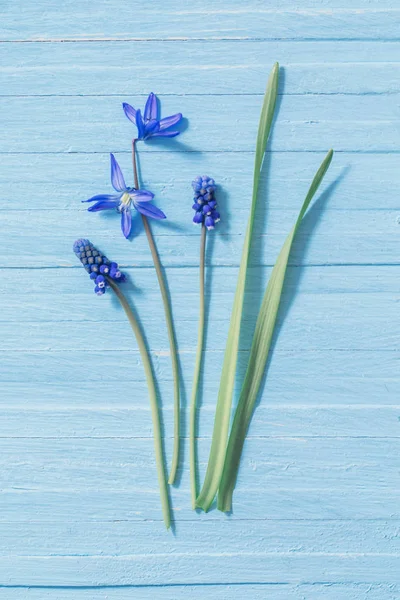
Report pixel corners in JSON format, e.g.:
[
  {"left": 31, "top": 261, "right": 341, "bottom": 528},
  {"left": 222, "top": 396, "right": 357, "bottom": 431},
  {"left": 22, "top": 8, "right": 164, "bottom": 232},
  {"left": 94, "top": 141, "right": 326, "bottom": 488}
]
[
  {"left": 83, "top": 193, "right": 120, "bottom": 204},
  {"left": 135, "top": 109, "right": 145, "bottom": 139},
  {"left": 151, "top": 130, "right": 180, "bottom": 138},
  {"left": 144, "top": 119, "right": 160, "bottom": 137},
  {"left": 88, "top": 199, "right": 120, "bottom": 212},
  {"left": 110, "top": 154, "right": 127, "bottom": 192},
  {"left": 121, "top": 209, "right": 132, "bottom": 238},
  {"left": 144, "top": 92, "right": 157, "bottom": 122},
  {"left": 135, "top": 202, "right": 166, "bottom": 220},
  {"left": 122, "top": 103, "right": 137, "bottom": 124},
  {"left": 131, "top": 189, "right": 154, "bottom": 202},
  {"left": 159, "top": 113, "right": 182, "bottom": 131}
]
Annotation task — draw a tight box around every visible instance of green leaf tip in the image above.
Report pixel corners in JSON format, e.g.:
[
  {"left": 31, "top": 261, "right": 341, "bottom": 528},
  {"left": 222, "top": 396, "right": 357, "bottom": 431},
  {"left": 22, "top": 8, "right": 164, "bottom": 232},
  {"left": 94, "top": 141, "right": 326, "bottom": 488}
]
[
  {"left": 217, "top": 148, "right": 334, "bottom": 513},
  {"left": 195, "top": 64, "right": 280, "bottom": 512}
]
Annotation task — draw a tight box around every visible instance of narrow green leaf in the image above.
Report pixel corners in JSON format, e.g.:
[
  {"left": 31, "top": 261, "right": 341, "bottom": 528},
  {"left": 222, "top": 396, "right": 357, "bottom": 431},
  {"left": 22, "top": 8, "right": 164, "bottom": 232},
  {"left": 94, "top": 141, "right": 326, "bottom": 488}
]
[
  {"left": 217, "top": 149, "right": 334, "bottom": 513},
  {"left": 196, "top": 63, "right": 280, "bottom": 512}
]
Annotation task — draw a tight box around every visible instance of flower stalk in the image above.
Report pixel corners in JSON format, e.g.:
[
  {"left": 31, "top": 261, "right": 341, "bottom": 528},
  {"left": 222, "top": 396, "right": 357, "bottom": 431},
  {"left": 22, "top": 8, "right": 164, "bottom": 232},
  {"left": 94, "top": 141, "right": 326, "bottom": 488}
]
[
  {"left": 73, "top": 240, "right": 171, "bottom": 528},
  {"left": 106, "top": 276, "right": 171, "bottom": 528},
  {"left": 189, "top": 223, "right": 206, "bottom": 508},
  {"left": 132, "top": 140, "right": 181, "bottom": 485},
  {"left": 188, "top": 174, "right": 220, "bottom": 507}
]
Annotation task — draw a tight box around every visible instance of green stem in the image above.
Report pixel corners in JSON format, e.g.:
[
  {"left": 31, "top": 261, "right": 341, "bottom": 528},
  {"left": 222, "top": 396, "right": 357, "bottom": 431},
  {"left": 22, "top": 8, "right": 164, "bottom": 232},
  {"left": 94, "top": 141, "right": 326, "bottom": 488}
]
[
  {"left": 106, "top": 276, "right": 171, "bottom": 529},
  {"left": 189, "top": 224, "right": 206, "bottom": 508},
  {"left": 132, "top": 139, "right": 140, "bottom": 189},
  {"left": 132, "top": 139, "right": 181, "bottom": 485}
]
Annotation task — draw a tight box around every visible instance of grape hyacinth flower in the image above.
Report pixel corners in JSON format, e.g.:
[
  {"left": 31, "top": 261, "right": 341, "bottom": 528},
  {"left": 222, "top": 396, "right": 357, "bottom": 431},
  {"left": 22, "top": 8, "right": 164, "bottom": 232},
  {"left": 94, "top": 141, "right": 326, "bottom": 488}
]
[
  {"left": 189, "top": 176, "right": 219, "bottom": 508},
  {"left": 73, "top": 239, "right": 172, "bottom": 529},
  {"left": 83, "top": 154, "right": 166, "bottom": 239},
  {"left": 123, "top": 92, "right": 182, "bottom": 140},
  {"left": 73, "top": 239, "right": 125, "bottom": 295},
  {"left": 192, "top": 175, "right": 220, "bottom": 230}
]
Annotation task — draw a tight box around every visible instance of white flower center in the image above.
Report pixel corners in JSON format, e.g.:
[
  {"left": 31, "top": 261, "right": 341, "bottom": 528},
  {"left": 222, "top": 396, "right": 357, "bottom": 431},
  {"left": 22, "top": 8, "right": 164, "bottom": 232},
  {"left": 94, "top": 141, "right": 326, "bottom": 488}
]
[{"left": 120, "top": 192, "right": 131, "bottom": 207}]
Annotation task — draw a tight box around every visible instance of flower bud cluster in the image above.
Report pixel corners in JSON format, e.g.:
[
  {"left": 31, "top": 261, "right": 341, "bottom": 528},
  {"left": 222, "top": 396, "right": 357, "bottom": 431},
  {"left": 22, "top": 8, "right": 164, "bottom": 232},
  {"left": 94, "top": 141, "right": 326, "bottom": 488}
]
[
  {"left": 192, "top": 176, "right": 220, "bottom": 230},
  {"left": 73, "top": 239, "right": 125, "bottom": 295}
]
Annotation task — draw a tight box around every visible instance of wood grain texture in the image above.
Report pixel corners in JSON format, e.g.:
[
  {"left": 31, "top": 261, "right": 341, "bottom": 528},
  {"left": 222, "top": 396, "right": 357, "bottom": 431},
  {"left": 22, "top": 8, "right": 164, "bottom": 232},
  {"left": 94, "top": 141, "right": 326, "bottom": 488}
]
[
  {"left": 2, "top": 41, "right": 400, "bottom": 96},
  {"left": 0, "top": 585, "right": 399, "bottom": 600},
  {"left": 2, "top": 94, "right": 399, "bottom": 153},
  {"left": 2, "top": 2, "right": 400, "bottom": 41},
  {"left": 1, "top": 0, "right": 399, "bottom": 596}
]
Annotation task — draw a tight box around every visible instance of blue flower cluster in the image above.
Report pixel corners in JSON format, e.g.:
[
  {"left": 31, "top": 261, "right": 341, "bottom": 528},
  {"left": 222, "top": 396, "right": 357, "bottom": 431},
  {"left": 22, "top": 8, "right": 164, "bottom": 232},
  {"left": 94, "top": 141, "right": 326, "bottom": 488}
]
[
  {"left": 192, "top": 176, "right": 220, "bottom": 230},
  {"left": 73, "top": 239, "right": 125, "bottom": 296}
]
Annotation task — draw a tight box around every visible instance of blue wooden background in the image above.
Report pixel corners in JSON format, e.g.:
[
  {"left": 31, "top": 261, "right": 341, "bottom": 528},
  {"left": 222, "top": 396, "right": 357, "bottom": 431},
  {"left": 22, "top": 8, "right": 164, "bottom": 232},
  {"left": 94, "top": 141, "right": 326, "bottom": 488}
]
[{"left": 1, "top": 0, "right": 399, "bottom": 597}]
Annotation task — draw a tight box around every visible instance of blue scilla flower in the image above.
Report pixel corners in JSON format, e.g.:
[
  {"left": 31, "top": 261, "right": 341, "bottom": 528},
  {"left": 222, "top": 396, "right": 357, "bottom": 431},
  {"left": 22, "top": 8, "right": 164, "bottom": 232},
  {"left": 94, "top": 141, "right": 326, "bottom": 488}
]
[
  {"left": 192, "top": 176, "right": 220, "bottom": 230},
  {"left": 73, "top": 239, "right": 126, "bottom": 295},
  {"left": 83, "top": 154, "right": 166, "bottom": 239},
  {"left": 123, "top": 92, "right": 183, "bottom": 140}
]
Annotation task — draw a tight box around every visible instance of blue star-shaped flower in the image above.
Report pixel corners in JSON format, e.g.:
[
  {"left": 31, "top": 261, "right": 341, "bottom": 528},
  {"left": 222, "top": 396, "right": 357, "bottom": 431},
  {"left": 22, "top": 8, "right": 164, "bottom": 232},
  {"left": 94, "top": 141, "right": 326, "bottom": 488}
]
[
  {"left": 122, "top": 92, "right": 182, "bottom": 140},
  {"left": 83, "top": 154, "right": 166, "bottom": 239}
]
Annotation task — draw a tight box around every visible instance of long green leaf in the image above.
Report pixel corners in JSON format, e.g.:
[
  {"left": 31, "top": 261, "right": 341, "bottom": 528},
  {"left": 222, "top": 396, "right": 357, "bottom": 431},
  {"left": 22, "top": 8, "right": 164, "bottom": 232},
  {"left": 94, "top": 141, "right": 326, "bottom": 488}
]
[
  {"left": 196, "top": 63, "right": 280, "bottom": 511},
  {"left": 217, "top": 149, "right": 334, "bottom": 512}
]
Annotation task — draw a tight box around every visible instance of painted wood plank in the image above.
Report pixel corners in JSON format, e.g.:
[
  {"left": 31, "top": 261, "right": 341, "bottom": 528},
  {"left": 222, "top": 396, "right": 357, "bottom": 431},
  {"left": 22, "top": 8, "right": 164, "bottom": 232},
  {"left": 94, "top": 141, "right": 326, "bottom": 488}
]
[
  {"left": 1, "top": 208, "right": 398, "bottom": 267},
  {"left": 2, "top": 41, "right": 400, "bottom": 96},
  {"left": 2, "top": 370, "right": 398, "bottom": 409},
  {"left": 2, "top": 291, "right": 398, "bottom": 351},
  {"left": 1, "top": 349, "right": 397, "bottom": 413},
  {"left": 1, "top": 266, "right": 399, "bottom": 354},
  {"left": 3, "top": 265, "right": 399, "bottom": 315},
  {"left": 0, "top": 152, "right": 398, "bottom": 211},
  {"left": 2, "top": 4, "right": 400, "bottom": 41},
  {"left": 0, "top": 552, "right": 400, "bottom": 586},
  {"left": 0, "top": 406, "right": 398, "bottom": 438},
  {"left": 1, "top": 438, "right": 399, "bottom": 525},
  {"left": 2, "top": 436, "right": 398, "bottom": 487},
  {"left": 2, "top": 342, "right": 395, "bottom": 444},
  {"left": 2, "top": 486, "right": 399, "bottom": 521},
  {"left": 1, "top": 95, "right": 399, "bottom": 153},
  {"left": 0, "top": 584, "right": 399, "bottom": 600},
  {"left": 2, "top": 519, "right": 398, "bottom": 555},
  {"left": 1, "top": 347, "right": 397, "bottom": 386}
]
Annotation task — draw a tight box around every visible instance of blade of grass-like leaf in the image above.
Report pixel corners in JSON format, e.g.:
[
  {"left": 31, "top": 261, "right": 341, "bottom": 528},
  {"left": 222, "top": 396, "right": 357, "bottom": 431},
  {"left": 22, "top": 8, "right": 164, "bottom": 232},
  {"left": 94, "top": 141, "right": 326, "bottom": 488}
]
[
  {"left": 217, "top": 149, "right": 334, "bottom": 513},
  {"left": 196, "top": 63, "right": 279, "bottom": 512}
]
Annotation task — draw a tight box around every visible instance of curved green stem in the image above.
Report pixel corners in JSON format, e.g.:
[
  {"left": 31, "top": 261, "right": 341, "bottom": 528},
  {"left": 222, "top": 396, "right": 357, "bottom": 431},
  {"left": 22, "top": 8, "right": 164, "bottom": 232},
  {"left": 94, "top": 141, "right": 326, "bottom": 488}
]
[
  {"left": 132, "top": 140, "right": 181, "bottom": 485},
  {"left": 189, "top": 224, "right": 206, "bottom": 508},
  {"left": 106, "top": 276, "right": 171, "bottom": 529},
  {"left": 141, "top": 215, "right": 181, "bottom": 484}
]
